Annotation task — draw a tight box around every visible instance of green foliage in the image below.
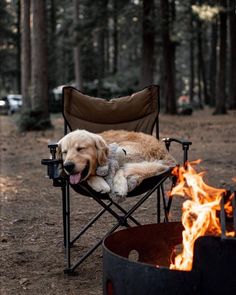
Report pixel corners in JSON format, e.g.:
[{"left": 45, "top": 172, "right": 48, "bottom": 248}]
[
  {"left": 83, "top": 66, "right": 140, "bottom": 99},
  {"left": 17, "top": 109, "right": 53, "bottom": 132}
]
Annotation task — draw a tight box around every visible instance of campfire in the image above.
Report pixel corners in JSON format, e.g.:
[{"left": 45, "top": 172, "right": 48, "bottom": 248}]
[
  {"left": 103, "top": 160, "right": 236, "bottom": 295},
  {"left": 169, "top": 160, "right": 234, "bottom": 271}
]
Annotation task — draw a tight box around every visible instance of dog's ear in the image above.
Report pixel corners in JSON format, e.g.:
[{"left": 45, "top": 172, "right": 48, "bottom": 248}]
[{"left": 94, "top": 136, "right": 108, "bottom": 166}]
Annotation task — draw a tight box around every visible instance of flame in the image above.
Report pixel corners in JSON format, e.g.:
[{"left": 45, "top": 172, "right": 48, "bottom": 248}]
[{"left": 169, "top": 160, "right": 234, "bottom": 271}]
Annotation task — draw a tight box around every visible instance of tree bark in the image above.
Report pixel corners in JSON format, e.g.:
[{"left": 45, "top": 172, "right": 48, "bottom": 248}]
[
  {"left": 20, "top": 0, "right": 31, "bottom": 110},
  {"left": 214, "top": 0, "right": 227, "bottom": 114},
  {"left": 113, "top": 0, "right": 118, "bottom": 74},
  {"left": 73, "top": 0, "right": 83, "bottom": 90},
  {"left": 160, "top": 0, "right": 177, "bottom": 114},
  {"left": 197, "top": 17, "right": 210, "bottom": 107},
  {"left": 31, "top": 0, "right": 51, "bottom": 121},
  {"left": 197, "top": 24, "right": 203, "bottom": 109},
  {"left": 209, "top": 21, "right": 218, "bottom": 107},
  {"left": 48, "top": 0, "right": 58, "bottom": 90},
  {"left": 16, "top": 0, "right": 21, "bottom": 94},
  {"left": 228, "top": 0, "right": 236, "bottom": 109},
  {"left": 189, "top": 0, "right": 195, "bottom": 104},
  {"left": 97, "top": 0, "right": 109, "bottom": 95},
  {"left": 140, "top": 0, "right": 155, "bottom": 88}
]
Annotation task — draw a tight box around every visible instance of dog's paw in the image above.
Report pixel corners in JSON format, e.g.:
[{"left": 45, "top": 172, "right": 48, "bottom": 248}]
[
  {"left": 96, "top": 165, "right": 109, "bottom": 177},
  {"left": 109, "top": 191, "right": 126, "bottom": 203},
  {"left": 87, "top": 176, "right": 110, "bottom": 193},
  {"left": 127, "top": 175, "right": 139, "bottom": 192},
  {"left": 111, "top": 170, "right": 128, "bottom": 201}
]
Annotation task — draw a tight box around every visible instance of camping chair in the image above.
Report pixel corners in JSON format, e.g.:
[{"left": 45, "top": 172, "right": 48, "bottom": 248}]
[{"left": 42, "top": 85, "right": 192, "bottom": 274}]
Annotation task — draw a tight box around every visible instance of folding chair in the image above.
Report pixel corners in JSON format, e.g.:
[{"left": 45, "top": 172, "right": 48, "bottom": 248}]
[{"left": 42, "top": 85, "right": 192, "bottom": 274}]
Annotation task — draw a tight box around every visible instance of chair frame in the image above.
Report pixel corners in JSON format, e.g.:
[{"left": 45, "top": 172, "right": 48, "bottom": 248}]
[{"left": 42, "top": 86, "right": 192, "bottom": 275}]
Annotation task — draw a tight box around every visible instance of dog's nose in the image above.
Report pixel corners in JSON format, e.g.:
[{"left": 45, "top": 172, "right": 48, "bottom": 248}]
[{"left": 64, "top": 161, "right": 75, "bottom": 174}]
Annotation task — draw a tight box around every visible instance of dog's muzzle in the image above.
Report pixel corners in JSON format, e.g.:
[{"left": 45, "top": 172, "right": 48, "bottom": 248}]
[
  {"left": 63, "top": 161, "right": 90, "bottom": 185},
  {"left": 63, "top": 161, "right": 75, "bottom": 174}
]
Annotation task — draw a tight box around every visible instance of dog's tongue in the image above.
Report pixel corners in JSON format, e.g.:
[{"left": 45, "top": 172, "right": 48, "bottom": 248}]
[{"left": 69, "top": 173, "right": 81, "bottom": 185}]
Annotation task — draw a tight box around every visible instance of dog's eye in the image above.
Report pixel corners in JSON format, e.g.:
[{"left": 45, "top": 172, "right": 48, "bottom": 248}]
[
  {"left": 76, "top": 147, "right": 84, "bottom": 152},
  {"left": 62, "top": 150, "right": 67, "bottom": 155}
]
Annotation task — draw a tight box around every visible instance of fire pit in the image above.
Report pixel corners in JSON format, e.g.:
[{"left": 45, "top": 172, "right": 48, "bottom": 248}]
[
  {"left": 103, "top": 222, "right": 236, "bottom": 295},
  {"left": 103, "top": 161, "right": 236, "bottom": 295}
]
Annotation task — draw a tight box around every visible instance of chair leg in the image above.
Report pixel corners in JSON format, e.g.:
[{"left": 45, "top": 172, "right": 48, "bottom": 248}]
[
  {"left": 70, "top": 204, "right": 112, "bottom": 245},
  {"left": 79, "top": 185, "right": 139, "bottom": 226},
  {"left": 164, "top": 176, "right": 178, "bottom": 221},
  {"left": 64, "top": 222, "right": 121, "bottom": 274},
  {"left": 61, "top": 186, "right": 67, "bottom": 247},
  {"left": 158, "top": 181, "right": 173, "bottom": 223},
  {"left": 63, "top": 175, "right": 168, "bottom": 274},
  {"left": 111, "top": 201, "right": 141, "bottom": 226},
  {"left": 157, "top": 188, "right": 161, "bottom": 223},
  {"left": 124, "top": 176, "right": 168, "bottom": 224},
  {"left": 161, "top": 184, "right": 169, "bottom": 222},
  {"left": 64, "top": 182, "right": 71, "bottom": 271}
]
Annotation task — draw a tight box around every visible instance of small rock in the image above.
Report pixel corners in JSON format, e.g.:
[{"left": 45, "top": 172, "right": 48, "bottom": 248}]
[
  {"left": 1, "top": 237, "right": 8, "bottom": 243},
  {"left": 19, "top": 278, "right": 30, "bottom": 286},
  {"left": 45, "top": 221, "right": 55, "bottom": 226}
]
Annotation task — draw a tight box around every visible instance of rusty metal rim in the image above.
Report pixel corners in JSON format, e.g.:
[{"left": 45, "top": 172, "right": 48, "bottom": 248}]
[{"left": 103, "top": 222, "right": 184, "bottom": 270}]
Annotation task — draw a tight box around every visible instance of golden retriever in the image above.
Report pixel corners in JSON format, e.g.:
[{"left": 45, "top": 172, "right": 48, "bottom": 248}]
[{"left": 57, "top": 129, "right": 176, "bottom": 198}]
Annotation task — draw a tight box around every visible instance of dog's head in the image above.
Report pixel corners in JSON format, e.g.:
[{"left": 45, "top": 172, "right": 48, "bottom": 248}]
[{"left": 57, "top": 130, "right": 108, "bottom": 184}]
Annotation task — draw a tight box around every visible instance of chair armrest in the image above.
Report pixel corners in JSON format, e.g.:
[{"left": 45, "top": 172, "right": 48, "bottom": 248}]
[
  {"left": 162, "top": 137, "right": 192, "bottom": 150},
  {"left": 41, "top": 142, "right": 65, "bottom": 187},
  {"left": 48, "top": 142, "right": 58, "bottom": 159},
  {"left": 162, "top": 137, "right": 192, "bottom": 164}
]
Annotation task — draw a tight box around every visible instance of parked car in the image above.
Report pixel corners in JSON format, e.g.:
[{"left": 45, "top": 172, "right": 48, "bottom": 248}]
[
  {"left": 0, "top": 94, "right": 22, "bottom": 115},
  {"left": 0, "top": 97, "right": 10, "bottom": 115}
]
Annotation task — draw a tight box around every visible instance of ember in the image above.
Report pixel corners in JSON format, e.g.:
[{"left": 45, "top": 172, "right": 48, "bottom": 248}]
[{"left": 169, "top": 160, "right": 234, "bottom": 271}]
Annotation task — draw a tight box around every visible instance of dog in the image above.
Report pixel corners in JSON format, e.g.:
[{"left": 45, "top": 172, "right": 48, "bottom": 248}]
[{"left": 57, "top": 129, "right": 176, "bottom": 199}]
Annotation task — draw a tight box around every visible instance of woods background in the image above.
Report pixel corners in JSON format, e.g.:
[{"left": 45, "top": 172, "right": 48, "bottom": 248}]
[{"left": 0, "top": 0, "right": 235, "bottom": 130}]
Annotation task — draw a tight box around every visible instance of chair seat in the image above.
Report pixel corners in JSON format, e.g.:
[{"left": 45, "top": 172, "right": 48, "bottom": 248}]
[{"left": 70, "top": 167, "right": 173, "bottom": 199}]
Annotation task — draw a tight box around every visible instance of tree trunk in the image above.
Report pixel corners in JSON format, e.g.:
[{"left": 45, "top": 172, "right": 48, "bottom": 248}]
[
  {"left": 140, "top": 0, "right": 155, "bottom": 88},
  {"left": 200, "top": 26, "right": 210, "bottom": 105},
  {"left": 214, "top": 0, "right": 227, "bottom": 115},
  {"left": 197, "top": 18, "right": 211, "bottom": 107},
  {"left": 97, "top": 28, "right": 105, "bottom": 95},
  {"left": 73, "top": 0, "right": 83, "bottom": 90},
  {"left": 113, "top": 0, "right": 118, "bottom": 74},
  {"left": 20, "top": 0, "right": 31, "bottom": 110},
  {"left": 48, "top": 0, "right": 58, "bottom": 90},
  {"left": 105, "top": 24, "right": 110, "bottom": 74},
  {"left": 160, "top": 0, "right": 177, "bottom": 114},
  {"left": 209, "top": 21, "right": 218, "bottom": 107},
  {"left": 197, "top": 25, "right": 203, "bottom": 109},
  {"left": 31, "top": 0, "right": 51, "bottom": 127},
  {"left": 228, "top": 0, "right": 236, "bottom": 109},
  {"left": 97, "top": 0, "right": 109, "bottom": 95},
  {"left": 189, "top": 0, "right": 195, "bottom": 104},
  {"left": 16, "top": 0, "right": 21, "bottom": 94}
]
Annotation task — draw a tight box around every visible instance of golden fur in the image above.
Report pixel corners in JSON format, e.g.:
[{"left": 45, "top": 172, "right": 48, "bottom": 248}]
[{"left": 58, "top": 129, "right": 176, "bottom": 198}]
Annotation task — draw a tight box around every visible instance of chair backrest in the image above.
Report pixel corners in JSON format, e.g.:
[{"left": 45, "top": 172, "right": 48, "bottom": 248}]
[{"left": 62, "top": 85, "right": 160, "bottom": 137}]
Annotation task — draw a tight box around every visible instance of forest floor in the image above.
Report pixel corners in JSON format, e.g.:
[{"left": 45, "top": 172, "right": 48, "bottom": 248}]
[{"left": 1, "top": 108, "right": 236, "bottom": 295}]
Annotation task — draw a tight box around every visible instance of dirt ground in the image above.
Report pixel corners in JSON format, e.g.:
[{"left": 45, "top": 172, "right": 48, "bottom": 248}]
[{"left": 1, "top": 108, "right": 236, "bottom": 294}]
